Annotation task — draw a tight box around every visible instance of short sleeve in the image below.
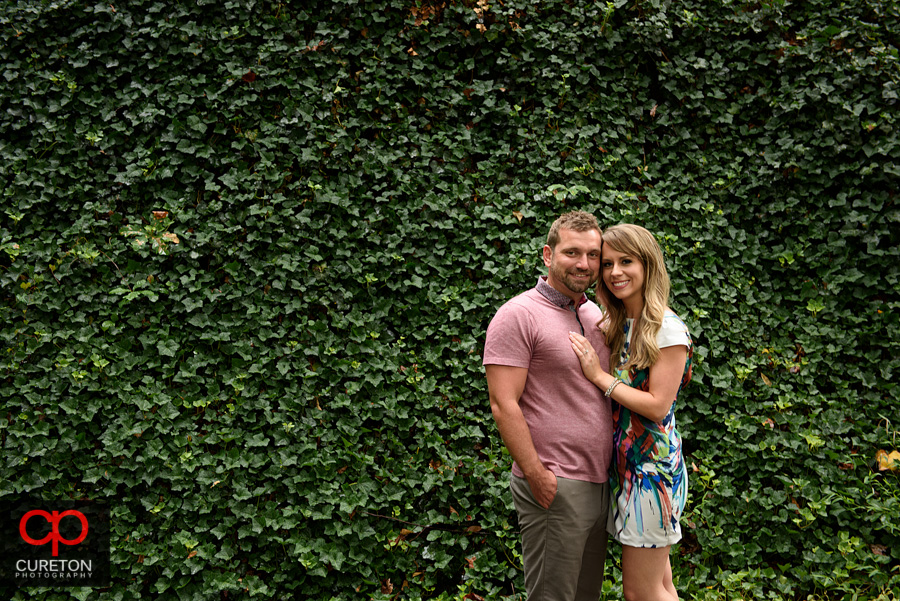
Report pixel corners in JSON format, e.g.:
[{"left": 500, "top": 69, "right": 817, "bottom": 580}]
[
  {"left": 657, "top": 311, "right": 691, "bottom": 349},
  {"left": 483, "top": 299, "right": 535, "bottom": 368}
]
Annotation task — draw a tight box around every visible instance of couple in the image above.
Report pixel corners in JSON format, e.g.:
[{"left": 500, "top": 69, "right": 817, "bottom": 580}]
[{"left": 484, "top": 211, "right": 693, "bottom": 601}]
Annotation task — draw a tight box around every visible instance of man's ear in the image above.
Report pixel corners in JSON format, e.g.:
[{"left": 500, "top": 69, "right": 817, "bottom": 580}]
[{"left": 542, "top": 245, "right": 553, "bottom": 268}]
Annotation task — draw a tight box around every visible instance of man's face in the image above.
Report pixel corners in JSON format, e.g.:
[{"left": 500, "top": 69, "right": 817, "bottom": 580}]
[{"left": 542, "top": 227, "right": 602, "bottom": 301}]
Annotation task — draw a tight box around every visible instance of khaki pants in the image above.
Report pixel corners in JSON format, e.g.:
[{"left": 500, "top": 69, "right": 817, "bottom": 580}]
[{"left": 510, "top": 474, "right": 610, "bottom": 601}]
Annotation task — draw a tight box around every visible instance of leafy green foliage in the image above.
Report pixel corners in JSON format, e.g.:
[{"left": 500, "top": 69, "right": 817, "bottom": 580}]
[{"left": 1, "top": 0, "right": 897, "bottom": 599}]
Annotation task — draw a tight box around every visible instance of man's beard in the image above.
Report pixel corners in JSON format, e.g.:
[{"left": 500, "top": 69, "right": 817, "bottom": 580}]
[{"left": 551, "top": 262, "right": 595, "bottom": 295}]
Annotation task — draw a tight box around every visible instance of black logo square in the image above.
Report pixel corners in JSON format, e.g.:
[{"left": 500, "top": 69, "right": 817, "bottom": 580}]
[{"left": 0, "top": 497, "right": 110, "bottom": 588}]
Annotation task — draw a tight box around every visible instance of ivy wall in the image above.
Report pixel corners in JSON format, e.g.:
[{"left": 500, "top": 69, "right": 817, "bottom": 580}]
[{"left": 1, "top": 0, "right": 898, "bottom": 599}]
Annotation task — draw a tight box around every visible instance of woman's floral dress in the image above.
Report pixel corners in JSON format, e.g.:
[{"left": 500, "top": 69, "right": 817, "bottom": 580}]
[{"left": 608, "top": 310, "right": 693, "bottom": 547}]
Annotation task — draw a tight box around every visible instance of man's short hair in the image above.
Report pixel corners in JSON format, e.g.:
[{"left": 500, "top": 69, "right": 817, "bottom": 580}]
[{"left": 546, "top": 211, "right": 602, "bottom": 250}]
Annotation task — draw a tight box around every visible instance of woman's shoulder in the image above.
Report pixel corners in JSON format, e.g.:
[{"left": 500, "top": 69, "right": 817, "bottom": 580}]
[{"left": 657, "top": 308, "right": 691, "bottom": 348}]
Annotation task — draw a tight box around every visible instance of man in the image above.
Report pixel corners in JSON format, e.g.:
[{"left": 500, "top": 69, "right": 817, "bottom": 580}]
[{"left": 483, "top": 210, "right": 613, "bottom": 601}]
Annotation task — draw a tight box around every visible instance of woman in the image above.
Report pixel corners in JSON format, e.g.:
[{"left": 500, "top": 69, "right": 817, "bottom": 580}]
[{"left": 569, "top": 224, "right": 693, "bottom": 601}]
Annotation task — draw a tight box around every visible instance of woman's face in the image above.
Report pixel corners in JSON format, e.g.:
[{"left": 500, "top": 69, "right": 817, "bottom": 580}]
[{"left": 601, "top": 245, "right": 645, "bottom": 314}]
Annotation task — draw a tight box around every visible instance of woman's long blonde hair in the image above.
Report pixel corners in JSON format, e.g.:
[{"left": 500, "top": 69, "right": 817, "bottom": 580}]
[{"left": 596, "top": 224, "right": 671, "bottom": 373}]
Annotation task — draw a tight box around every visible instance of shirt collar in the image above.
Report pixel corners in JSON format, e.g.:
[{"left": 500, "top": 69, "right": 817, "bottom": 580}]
[{"left": 536, "top": 276, "right": 587, "bottom": 309}]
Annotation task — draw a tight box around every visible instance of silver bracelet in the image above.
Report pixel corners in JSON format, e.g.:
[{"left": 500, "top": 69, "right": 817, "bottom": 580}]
[{"left": 605, "top": 378, "right": 620, "bottom": 398}]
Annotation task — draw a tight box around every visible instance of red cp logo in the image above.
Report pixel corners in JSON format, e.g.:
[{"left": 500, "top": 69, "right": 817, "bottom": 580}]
[{"left": 19, "top": 510, "right": 89, "bottom": 556}]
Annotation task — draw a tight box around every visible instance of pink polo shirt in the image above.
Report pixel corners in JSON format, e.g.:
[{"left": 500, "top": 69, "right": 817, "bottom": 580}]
[{"left": 484, "top": 278, "right": 613, "bottom": 483}]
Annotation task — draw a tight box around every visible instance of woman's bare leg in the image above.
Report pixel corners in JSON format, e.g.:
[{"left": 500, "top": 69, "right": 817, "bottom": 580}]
[
  {"left": 662, "top": 555, "right": 678, "bottom": 600},
  {"left": 621, "top": 545, "right": 677, "bottom": 601}
]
